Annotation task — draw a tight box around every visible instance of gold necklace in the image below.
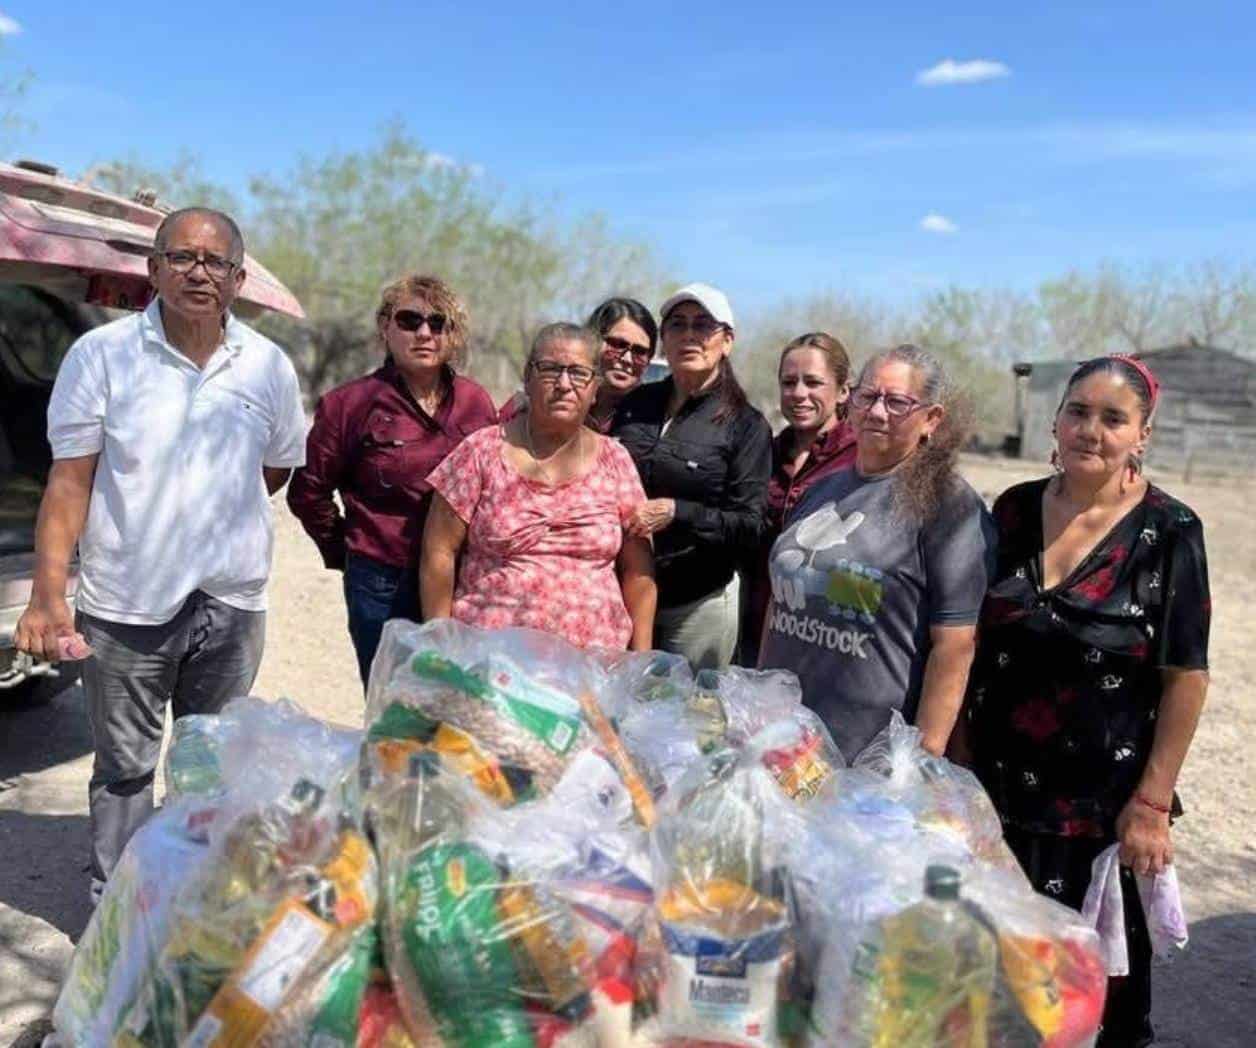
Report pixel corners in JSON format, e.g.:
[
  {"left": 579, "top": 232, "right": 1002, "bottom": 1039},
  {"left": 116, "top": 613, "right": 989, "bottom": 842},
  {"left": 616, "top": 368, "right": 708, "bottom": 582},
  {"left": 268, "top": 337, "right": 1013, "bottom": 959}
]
[{"left": 524, "top": 414, "right": 584, "bottom": 484}]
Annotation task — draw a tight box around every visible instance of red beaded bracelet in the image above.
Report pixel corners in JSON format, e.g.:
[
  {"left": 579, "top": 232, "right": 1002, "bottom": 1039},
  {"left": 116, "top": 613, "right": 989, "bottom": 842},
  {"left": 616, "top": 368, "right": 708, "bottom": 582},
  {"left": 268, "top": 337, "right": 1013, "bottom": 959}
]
[{"left": 1136, "top": 793, "right": 1172, "bottom": 814}]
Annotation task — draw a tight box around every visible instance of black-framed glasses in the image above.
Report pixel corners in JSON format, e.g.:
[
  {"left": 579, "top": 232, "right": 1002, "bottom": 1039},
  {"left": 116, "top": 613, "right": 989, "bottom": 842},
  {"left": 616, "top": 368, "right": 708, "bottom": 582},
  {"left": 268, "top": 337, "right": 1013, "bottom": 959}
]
[
  {"left": 849, "top": 386, "right": 926, "bottom": 417},
  {"left": 603, "top": 335, "right": 652, "bottom": 362},
  {"left": 392, "top": 310, "right": 448, "bottom": 335},
  {"left": 662, "top": 314, "right": 724, "bottom": 338},
  {"left": 531, "top": 361, "right": 597, "bottom": 388},
  {"left": 159, "top": 250, "right": 237, "bottom": 281}
]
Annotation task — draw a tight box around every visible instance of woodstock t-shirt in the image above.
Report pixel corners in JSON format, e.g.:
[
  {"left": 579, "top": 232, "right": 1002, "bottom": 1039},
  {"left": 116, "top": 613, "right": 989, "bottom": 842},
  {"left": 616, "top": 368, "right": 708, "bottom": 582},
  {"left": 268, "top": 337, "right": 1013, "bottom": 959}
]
[{"left": 758, "top": 468, "right": 995, "bottom": 760}]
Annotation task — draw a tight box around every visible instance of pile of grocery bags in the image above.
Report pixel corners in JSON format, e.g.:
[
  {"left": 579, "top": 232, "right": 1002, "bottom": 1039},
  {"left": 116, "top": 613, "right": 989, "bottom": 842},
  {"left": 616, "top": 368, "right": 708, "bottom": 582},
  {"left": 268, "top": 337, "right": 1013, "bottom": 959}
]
[{"left": 52, "top": 618, "right": 1108, "bottom": 1047}]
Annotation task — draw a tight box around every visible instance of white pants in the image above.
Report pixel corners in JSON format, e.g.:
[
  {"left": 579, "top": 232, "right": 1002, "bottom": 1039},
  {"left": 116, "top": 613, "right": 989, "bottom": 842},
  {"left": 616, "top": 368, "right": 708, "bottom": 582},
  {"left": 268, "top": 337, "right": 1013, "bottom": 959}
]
[{"left": 653, "top": 573, "right": 740, "bottom": 671}]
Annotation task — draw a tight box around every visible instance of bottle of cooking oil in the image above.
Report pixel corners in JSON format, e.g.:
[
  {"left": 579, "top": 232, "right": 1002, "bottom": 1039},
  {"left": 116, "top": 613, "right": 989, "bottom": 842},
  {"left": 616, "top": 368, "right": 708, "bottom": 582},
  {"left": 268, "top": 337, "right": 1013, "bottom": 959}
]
[{"left": 845, "top": 864, "right": 998, "bottom": 1048}]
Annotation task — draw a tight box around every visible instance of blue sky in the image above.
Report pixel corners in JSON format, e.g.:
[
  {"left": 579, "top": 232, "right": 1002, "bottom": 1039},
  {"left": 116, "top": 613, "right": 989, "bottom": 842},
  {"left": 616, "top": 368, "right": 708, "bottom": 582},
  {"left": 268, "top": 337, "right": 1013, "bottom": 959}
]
[{"left": 4, "top": 1, "right": 1254, "bottom": 311}]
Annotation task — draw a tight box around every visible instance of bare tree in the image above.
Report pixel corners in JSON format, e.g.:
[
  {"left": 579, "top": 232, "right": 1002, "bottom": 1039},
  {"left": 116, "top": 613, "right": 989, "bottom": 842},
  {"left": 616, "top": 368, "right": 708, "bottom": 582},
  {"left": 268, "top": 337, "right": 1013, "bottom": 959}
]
[{"left": 1171, "top": 259, "right": 1256, "bottom": 348}]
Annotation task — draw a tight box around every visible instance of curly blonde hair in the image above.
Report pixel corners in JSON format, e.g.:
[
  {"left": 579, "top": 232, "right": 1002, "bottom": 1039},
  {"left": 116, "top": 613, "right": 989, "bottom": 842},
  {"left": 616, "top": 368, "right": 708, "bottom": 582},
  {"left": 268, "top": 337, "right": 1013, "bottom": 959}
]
[{"left": 375, "top": 274, "right": 470, "bottom": 368}]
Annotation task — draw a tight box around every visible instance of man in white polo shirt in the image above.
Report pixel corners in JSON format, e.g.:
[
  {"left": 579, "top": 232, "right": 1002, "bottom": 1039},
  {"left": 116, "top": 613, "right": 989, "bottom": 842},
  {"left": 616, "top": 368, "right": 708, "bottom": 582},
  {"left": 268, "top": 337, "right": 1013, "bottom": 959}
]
[{"left": 14, "top": 207, "right": 307, "bottom": 900}]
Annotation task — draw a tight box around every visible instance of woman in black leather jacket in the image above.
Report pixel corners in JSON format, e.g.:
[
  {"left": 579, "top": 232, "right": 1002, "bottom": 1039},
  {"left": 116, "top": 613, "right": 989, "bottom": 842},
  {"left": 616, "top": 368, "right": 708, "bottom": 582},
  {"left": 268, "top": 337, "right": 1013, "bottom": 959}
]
[{"left": 613, "top": 283, "right": 771, "bottom": 669}]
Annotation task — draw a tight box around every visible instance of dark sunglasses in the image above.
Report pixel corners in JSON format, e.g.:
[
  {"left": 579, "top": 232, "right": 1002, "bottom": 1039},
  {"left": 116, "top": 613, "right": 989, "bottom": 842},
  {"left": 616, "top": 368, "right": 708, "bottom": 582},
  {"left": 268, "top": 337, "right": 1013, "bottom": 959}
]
[
  {"left": 603, "top": 335, "right": 653, "bottom": 362},
  {"left": 392, "top": 309, "right": 448, "bottom": 334}
]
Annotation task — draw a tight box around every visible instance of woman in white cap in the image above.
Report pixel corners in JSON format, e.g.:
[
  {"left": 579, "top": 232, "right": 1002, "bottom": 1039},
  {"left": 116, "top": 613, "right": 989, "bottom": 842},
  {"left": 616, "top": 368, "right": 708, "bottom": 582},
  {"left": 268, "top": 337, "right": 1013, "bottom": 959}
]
[{"left": 613, "top": 283, "right": 772, "bottom": 669}]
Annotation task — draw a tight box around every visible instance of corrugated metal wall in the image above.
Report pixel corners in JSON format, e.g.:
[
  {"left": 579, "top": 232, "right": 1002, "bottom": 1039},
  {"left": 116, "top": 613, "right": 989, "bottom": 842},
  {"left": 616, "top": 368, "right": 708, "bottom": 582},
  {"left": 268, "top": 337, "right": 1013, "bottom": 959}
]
[{"left": 1014, "top": 348, "right": 1256, "bottom": 477}]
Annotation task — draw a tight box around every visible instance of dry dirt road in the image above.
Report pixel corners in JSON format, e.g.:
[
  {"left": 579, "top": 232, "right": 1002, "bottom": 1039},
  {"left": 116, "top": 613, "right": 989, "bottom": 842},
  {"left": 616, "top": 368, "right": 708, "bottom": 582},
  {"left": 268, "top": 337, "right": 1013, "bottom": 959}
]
[{"left": 2, "top": 455, "right": 1253, "bottom": 1046}]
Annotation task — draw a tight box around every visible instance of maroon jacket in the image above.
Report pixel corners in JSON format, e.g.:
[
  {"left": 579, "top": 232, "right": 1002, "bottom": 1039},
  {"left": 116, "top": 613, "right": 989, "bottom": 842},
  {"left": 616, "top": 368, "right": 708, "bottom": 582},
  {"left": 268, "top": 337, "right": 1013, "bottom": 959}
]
[
  {"left": 742, "top": 419, "right": 858, "bottom": 663},
  {"left": 287, "top": 362, "right": 497, "bottom": 570}
]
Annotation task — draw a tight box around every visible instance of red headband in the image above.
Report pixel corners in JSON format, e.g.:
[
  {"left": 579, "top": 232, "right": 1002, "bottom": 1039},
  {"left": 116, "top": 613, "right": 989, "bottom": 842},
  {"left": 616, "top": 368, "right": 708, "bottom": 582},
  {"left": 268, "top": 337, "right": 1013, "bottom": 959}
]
[{"left": 1109, "top": 354, "right": 1161, "bottom": 416}]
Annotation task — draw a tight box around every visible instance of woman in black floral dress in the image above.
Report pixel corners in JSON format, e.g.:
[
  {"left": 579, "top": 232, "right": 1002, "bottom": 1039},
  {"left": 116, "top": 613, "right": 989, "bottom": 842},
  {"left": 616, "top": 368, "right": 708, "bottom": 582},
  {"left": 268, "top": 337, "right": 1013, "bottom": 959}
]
[{"left": 964, "top": 356, "right": 1210, "bottom": 1048}]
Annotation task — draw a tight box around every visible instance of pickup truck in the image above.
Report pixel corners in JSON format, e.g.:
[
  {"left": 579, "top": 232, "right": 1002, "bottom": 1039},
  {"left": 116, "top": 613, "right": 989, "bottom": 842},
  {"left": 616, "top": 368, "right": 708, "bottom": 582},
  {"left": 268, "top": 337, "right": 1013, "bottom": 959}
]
[{"left": 0, "top": 159, "right": 303, "bottom": 704}]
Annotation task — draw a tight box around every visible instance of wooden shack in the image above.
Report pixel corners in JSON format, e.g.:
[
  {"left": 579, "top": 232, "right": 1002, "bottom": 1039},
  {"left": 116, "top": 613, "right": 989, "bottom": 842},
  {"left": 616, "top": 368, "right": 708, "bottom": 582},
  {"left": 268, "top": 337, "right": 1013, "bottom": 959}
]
[{"left": 1010, "top": 344, "right": 1256, "bottom": 477}]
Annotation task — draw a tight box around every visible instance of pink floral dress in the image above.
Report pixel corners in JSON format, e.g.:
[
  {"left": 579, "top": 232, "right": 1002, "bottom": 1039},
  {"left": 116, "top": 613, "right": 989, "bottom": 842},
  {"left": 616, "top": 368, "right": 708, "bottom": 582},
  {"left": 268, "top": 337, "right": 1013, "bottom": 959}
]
[{"left": 427, "top": 425, "right": 647, "bottom": 649}]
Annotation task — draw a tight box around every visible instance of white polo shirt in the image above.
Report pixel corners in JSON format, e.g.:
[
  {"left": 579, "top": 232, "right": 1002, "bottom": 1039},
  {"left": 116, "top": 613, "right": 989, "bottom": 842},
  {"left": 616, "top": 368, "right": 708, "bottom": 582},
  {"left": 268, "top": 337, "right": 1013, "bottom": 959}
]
[{"left": 47, "top": 299, "right": 307, "bottom": 625}]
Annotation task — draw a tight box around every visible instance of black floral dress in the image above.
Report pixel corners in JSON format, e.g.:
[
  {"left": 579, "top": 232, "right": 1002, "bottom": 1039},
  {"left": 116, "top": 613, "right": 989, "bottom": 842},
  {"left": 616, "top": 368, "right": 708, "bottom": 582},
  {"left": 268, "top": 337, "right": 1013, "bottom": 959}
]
[{"left": 968, "top": 479, "right": 1210, "bottom": 839}]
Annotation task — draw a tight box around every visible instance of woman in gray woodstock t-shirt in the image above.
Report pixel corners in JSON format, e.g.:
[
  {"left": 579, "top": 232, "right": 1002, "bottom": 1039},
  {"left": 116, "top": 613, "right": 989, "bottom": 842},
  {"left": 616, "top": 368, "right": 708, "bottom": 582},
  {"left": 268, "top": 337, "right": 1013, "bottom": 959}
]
[{"left": 758, "top": 344, "right": 996, "bottom": 762}]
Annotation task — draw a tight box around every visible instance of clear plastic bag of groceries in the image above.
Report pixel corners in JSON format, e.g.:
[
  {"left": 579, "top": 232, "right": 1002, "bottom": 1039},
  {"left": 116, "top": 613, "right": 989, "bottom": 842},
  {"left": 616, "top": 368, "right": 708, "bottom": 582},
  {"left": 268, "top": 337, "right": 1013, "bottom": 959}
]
[
  {"left": 842, "top": 711, "right": 1020, "bottom": 873},
  {"left": 635, "top": 747, "right": 812, "bottom": 1048},
  {"left": 365, "top": 619, "right": 654, "bottom": 825},
  {"left": 56, "top": 697, "right": 368, "bottom": 1048},
  {"left": 375, "top": 750, "right": 651, "bottom": 1047},
  {"left": 795, "top": 808, "right": 971, "bottom": 1047},
  {"left": 611, "top": 692, "right": 706, "bottom": 805},
  {"left": 964, "top": 867, "right": 1107, "bottom": 1048},
  {"left": 165, "top": 696, "right": 362, "bottom": 806},
  {"left": 109, "top": 701, "right": 375, "bottom": 1048},
  {"left": 807, "top": 855, "right": 1107, "bottom": 1048},
  {"left": 597, "top": 649, "right": 694, "bottom": 712},
  {"left": 52, "top": 799, "right": 217, "bottom": 1047},
  {"left": 705, "top": 667, "right": 805, "bottom": 746},
  {"left": 741, "top": 711, "right": 844, "bottom": 804}
]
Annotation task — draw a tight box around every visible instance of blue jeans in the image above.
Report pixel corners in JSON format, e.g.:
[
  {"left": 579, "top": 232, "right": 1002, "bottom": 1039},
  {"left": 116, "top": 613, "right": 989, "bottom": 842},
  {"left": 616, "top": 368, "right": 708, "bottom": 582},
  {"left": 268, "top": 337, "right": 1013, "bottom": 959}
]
[{"left": 343, "top": 554, "right": 420, "bottom": 688}]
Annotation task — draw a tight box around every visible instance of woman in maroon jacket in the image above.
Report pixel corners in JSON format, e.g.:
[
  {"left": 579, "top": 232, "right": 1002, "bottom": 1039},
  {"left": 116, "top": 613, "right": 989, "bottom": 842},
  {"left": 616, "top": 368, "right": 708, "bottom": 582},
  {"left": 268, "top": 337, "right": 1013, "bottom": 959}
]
[
  {"left": 742, "top": 332, "right": 857, "bottom": 664},
  {"left": 287, "top": 274, "right": 497, "bottom": 685}
]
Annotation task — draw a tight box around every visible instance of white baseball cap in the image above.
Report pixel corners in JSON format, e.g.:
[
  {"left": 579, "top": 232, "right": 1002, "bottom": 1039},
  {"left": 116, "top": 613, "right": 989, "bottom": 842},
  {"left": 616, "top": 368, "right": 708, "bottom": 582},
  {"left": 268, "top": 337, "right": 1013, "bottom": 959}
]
[{"left": 659, "top": 282, "right": 735, "bottom": 332}]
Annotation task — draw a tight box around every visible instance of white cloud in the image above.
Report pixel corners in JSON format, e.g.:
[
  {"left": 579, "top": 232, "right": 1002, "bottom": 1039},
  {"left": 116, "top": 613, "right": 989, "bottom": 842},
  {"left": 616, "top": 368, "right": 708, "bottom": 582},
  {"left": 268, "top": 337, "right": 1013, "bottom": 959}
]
[
  {"left": 920, "top": 213, "right": 958, "bottom": 234},
  {"left": 916, "top": 59, "right": 1010, "bottom": 87},
  {"left": 0, "top": 12, "right": 21, "bottom": 35}
]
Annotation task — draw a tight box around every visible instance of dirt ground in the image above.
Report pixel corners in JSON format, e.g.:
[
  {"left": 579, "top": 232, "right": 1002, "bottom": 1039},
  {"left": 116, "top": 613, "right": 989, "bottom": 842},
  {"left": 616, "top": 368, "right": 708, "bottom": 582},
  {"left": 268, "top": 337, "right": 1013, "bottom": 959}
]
[{"left": 1, "top": 454, "right": 1253, "bottom": 1046}]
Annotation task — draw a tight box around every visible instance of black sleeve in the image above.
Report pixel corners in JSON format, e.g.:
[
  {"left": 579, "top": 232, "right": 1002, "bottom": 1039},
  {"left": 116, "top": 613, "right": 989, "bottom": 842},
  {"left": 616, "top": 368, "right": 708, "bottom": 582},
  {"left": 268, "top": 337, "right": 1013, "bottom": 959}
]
[
  {"left": 1157, "top": 514, "right": 1210, "bottom": 671},
  {"left": 672, "top": 409, "right": 772, "bottom": 552}
]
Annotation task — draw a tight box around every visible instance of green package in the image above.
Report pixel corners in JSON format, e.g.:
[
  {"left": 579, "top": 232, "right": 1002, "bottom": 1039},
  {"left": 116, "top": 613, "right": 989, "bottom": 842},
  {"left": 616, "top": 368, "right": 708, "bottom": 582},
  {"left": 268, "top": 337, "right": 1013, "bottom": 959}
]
[{"left": 398, "top": 842, "right": 535, "bottom": 1048}]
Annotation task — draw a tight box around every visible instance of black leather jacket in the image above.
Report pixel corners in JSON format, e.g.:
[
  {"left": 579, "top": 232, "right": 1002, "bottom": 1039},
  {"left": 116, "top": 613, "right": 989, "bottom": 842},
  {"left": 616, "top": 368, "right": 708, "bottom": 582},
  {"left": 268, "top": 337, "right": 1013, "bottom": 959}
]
[{"left": 613, "top": 377, "right": 771, "bottom": 607}]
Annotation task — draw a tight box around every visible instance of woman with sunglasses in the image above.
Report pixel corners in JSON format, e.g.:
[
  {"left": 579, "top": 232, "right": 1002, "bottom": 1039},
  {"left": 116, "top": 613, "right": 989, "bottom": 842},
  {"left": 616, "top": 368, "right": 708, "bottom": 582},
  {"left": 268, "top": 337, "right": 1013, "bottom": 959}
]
[
  {"left": 422, "top": 323, "right": 655, "bottom": 650},
  {"left": 757, "top": 344, "right": 995, "bottom": 761},
  {"left": 613, "top": 283, "right": 772, "bottom": 669},
  {"left": 288, "top": 274, "right": 496, "bottom": 686},
  {"left": 498, "top": 296, "right": 659, "bottom": 432}
]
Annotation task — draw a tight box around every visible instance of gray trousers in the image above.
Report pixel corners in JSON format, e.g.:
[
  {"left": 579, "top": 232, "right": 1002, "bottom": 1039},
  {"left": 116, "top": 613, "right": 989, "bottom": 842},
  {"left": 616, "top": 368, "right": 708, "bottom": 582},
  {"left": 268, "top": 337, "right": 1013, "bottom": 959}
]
[
  {"left": 77, "top": 591, "right": 265, "bottom": 894},
  {"left": 653, "top": 573, "right": 741, "bottom": 671}
]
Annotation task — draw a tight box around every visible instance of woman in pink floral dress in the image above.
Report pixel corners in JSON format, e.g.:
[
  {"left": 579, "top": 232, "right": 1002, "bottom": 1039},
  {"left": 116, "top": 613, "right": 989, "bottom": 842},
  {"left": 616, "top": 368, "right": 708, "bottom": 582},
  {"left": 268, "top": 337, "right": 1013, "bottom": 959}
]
[{"left": 421, "top": 323, "right": 656, "bottom": 650}]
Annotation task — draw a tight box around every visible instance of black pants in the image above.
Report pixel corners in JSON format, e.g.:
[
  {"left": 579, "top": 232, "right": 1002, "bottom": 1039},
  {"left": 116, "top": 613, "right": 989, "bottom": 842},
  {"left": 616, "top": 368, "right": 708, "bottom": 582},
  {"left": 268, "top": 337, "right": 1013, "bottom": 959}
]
[{"left": 1004, "top": 826, "right": 1154, "bottom": 1048}]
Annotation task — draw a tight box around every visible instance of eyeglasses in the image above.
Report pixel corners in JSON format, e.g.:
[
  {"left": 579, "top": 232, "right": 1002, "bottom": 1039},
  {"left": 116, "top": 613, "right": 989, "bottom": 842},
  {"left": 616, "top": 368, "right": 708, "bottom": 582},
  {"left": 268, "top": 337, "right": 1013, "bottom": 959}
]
[
  {"left": 159, "top": 250, "right": 238, "bottom": 281},
  {"left": 392, "top": 310, "right": 448, "bottom": 335},
  {"left": 603, "top": 335, "right": 652, "bottom": 362},
  {"left": 531, "top": 361, "right": 596, "bottom": 388},
  {"left": 849, "top": 386, "right": 926, "bottom": 417},
  {"left": 662, "top": 314, "right": 724, "bottom": 338}
]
